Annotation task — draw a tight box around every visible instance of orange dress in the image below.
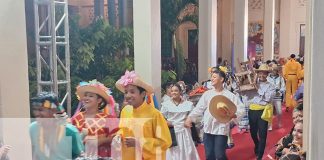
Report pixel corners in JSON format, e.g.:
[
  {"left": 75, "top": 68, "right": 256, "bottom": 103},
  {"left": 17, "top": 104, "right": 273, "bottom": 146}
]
[{"left": 72, "top": 112, "right": 119, "bottom": 157}]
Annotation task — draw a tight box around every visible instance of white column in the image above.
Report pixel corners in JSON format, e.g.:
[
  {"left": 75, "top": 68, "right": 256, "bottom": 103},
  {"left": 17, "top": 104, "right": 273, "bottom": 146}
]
[
  {"left": 133, "top": 0, "right": 161, "bottom": 104},
  {"left": 217, "top": 0, "right": 222, "bottom": 60},
  {"left": 279, "top": 0, "right": 292, "bottom": 58},
  {"left": 263, "top": 0, "right": 275, "bottom": 61},
  {"left": 198, "top": 0, "right": 217, "bottom": 82},
  {"left": 221, "top": 0, "right": 234, "bottom": 64},
  {"left": 304, "top": 0, "right": 324, "bottom": 158},
  {"left": 233, "top": 0, "right": 248, "bottom": 72},
  {"left": 0, "top": 0, "right": 32, "bottom": 159},
  {"left": 94, "top": 0, "right": 105, "bottom": 18}
]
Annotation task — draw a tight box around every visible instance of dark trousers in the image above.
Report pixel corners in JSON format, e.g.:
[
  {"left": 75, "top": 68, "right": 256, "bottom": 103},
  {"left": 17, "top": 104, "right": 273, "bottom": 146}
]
[
  {"left": 248, "top": 109, "right": 268, "bottom": 159},
  {"left": 203, "top": 133, "right": 228, "bottom": 160}
]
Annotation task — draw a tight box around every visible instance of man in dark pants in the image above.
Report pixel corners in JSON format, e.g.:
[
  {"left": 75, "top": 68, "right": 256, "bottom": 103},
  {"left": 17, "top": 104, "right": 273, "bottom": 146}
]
[{"left": 248, "top": 64, "right": 275, "bottom": 160}]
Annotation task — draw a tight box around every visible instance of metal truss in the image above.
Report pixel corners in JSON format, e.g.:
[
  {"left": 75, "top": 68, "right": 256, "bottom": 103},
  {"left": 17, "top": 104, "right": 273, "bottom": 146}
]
[{"left": 34, "top": 0, "right": 71, "bottom": 115}]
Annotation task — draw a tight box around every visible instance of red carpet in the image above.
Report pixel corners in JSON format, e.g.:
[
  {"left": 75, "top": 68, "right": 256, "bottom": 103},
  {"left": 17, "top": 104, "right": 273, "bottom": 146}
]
[{"left": 197, "top": 108, "right": 293, "bottom": 160}]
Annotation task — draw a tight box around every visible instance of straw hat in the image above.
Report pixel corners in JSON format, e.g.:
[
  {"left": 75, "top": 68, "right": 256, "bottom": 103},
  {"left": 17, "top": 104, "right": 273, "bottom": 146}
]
[
  {"left": 115, "top": 70, "right": 154, "bottom": 95},
  {"left": 255, "top": 64, "right": 271, "bottom": 72},
  {"left": 270, "top": 64, "right": 281, "bottom": 71},
  {"left": 209, "top": 95, "right": 237, "bottom": 123},
  {"left": 76, "top": 80, "right": 115, "bottom": 112}
]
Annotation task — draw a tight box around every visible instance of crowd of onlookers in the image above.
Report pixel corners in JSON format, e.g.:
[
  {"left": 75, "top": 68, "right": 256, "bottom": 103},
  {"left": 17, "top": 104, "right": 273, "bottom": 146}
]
[{"left": 274, "top": 103, "right": 305, "bottom": 160}]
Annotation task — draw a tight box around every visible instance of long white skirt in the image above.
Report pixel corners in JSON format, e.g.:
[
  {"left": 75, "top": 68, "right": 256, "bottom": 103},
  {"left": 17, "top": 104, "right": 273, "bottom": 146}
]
[{"left": 166, "top": 127, "right": 200, "bottom": 160}]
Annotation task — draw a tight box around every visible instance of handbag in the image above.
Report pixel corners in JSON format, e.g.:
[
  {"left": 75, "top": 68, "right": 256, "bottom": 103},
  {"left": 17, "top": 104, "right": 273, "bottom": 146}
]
[{"left": 169, "top": 126, "right": 178, "bottom": 147}]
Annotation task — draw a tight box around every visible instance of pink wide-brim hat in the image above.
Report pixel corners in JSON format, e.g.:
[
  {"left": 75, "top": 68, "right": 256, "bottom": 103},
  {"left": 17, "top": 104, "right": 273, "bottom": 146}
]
[{"left": 115, "top": 70, "right": 154, "bottom": 95}]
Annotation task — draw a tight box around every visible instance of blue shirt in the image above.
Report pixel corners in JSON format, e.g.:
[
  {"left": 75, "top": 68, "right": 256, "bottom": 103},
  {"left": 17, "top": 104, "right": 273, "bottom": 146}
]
[
  {"left": 29, "top": 122, "right": 84, "bottom": 160},
  {"left": 294, "top": 82, "right": 304, "bottom": 101},
  {"left": 249, "top": 81, "right": 276, "bottom": 105}
]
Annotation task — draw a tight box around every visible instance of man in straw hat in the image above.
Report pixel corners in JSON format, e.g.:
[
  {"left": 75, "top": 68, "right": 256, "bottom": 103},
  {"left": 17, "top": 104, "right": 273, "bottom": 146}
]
[
  {"left": 184, "top": 67, "right": 245, "bottom": 160},
  {"left": 267, "top": 64, "right": 286, "bottom": 129},
  {"left": 114, "top": 70, "right": 171, "bottom": 160},
  {"left": 29, "top": 92, "right": 84, "bottom": 159},
  {"left": 249, "top": 63, "right": 276, "bottom": 160}
]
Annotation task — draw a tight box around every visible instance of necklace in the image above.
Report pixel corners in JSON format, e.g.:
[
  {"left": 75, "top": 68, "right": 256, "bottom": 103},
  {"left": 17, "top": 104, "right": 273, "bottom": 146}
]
[{"left": 172, "top": 98, "right": 182, "bottom": 106}]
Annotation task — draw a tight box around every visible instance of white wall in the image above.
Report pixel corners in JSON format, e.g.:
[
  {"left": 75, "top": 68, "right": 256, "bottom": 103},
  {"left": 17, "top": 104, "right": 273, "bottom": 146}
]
[
  {"left": 233, "top": 0, "right": 249, "bottom": 71},
  {"left": 219, "top": 0, "right": 234, "bottom": 64},
  {"left": 248, "top": 0, "right": 264, "bottom": 22},
  {"left": 304, "top": 0, "right": 324, "bottom": 158},
  {"left": 275, "top": 0, "right": 280, "bottom": 21},
  {"left": 0, "top": 0, "right": 32, "bottom": 159},
  {"left": 0, "top": 1, "right": 30, "bottom": 118},
  {"left": 133, "top": 0, "right": 162, "bottom": 103},
  {"left": 198, "top": 0, "right": 217, "bottom": 82},
  {"left": 176, "top": 22, "right": 198, "bottom": 59},
  {"left": 290, "top": 0, "right": 306, "bottom": 56},
  {"left": 246, "top": 0, "right": 306, "bottom": 58},
  {"left": 280, "top": 0, "right": 306, "bottom": 58}
]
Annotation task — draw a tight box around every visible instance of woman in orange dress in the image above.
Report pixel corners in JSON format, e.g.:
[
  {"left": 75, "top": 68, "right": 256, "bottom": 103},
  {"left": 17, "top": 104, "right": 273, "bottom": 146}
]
[{"left": 72, "top": 80, "right": 119, "bottom": 158}]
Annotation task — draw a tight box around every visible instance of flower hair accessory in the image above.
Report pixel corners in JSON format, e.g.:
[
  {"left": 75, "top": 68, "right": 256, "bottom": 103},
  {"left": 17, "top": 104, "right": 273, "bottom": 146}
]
[
  {"left": 118, "top": 70, "right": 137, "bottom": 87},
  {"left": 116, "top": 70, "right": 154, "bottom": 94},
  {"left": 218, "top": 66, "right": 228, "bottom": 73}
]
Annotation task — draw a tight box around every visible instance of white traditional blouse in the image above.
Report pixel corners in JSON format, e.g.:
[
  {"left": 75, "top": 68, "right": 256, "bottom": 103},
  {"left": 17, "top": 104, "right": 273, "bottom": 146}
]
[
  {"left": 188, "top": 89, "right": 245, "bottom": 135},
  {"left": 161, "top": 100, "right": 193, "bottom": 132}
]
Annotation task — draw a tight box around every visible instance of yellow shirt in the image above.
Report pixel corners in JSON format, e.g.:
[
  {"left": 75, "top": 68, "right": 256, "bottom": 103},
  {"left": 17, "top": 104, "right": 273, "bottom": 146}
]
[
  {"left": 283, "top": 59, "right": 302, "bottom": 79},
  {"left": 118, "top": 102, "right": 172, "bottom": 160}
]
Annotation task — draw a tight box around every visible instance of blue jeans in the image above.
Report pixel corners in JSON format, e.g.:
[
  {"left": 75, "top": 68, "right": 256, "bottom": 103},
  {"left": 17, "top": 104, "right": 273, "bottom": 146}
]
[{"left": 203, "top": 133, "right": 228, "bottom": 160}]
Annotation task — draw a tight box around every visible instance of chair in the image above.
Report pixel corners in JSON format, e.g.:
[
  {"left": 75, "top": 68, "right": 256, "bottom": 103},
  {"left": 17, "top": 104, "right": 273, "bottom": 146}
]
[{"left": 234, "top": 58, "right": 257, "bottom": 91}]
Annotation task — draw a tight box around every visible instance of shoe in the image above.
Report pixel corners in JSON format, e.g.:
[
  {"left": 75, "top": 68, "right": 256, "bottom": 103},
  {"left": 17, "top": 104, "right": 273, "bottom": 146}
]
[{"left": 226, "top": 143, "right": 235, "bottom": 149}]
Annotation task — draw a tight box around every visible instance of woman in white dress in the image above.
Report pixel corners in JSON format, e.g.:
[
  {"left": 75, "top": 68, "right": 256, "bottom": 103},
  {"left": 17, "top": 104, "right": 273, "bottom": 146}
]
[{"left": 161, "top": 83, "right": 200, "bottom": 160}]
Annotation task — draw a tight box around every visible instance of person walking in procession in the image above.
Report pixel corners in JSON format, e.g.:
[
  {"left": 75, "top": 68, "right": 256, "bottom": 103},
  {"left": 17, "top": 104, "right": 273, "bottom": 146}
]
[
  {"left": 161, "top": 83, "right": 200, "bottom": 160},
  {"left": 114, "top": 70, "right": 172, "bottom": 160},
  {"left": 184, "top": 67, "right": 245, "bottom": 160}
]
